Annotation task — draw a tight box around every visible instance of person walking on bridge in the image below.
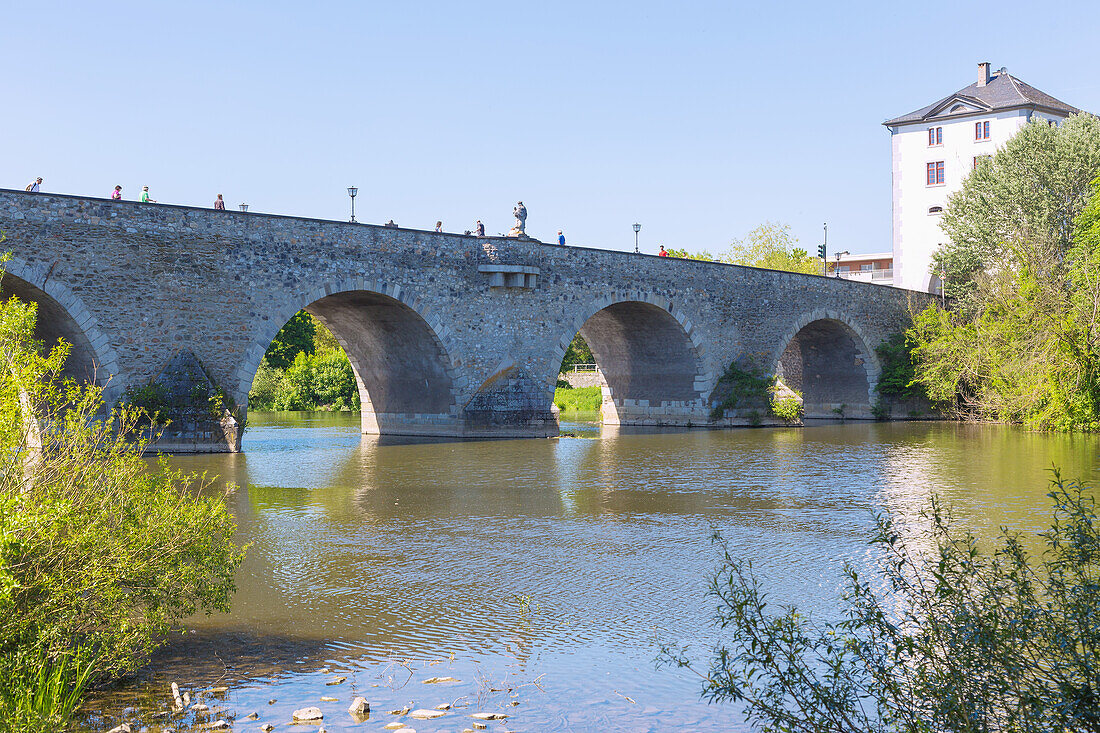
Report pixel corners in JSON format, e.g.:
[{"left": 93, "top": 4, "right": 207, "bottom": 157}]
[
  {"left": 140, "top": 186, "right": 157, "bottom": 203},
  {"left": 435, "top": 221, "right": 443, "bottom": 232},
  {"left": 658, "top": 245, "right": 669, "bottom": 257},
  {"left": 558, "top": 230, "right": 566, "bottom": 246},
  {"left": 475, "top": 220, "right": 485, "bottom": 237},
  {"left": 214, "top": 194, "right": 226, "bottom": 210},
  {"left": 111, "top": 185, "right": 123, "bottom": 200},
  {"left": 25, "top": 177, "right": 42, "bottom": 192}
]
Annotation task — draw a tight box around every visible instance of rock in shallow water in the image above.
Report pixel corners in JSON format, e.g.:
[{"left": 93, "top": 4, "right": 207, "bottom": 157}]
[
  {"left": 260, "top": 725, "right": 274, "bottom": 732},
  {"left": 382, "top": 724, "right": 404, "bottom": 730},
  {"left": 325, "top": 676, "right": 347, "bottom": 686},
  {"left": 408, "top": 709, "right": 446, "bottom": 719},
  {"left": 292, "top": 706, "right": 324, "bottom": 721},
  {"left": 422, "top": 676, "right": 459, "bottom": 684},
  {"left": 244, "top": 712, "right": 258, "bottom": 721},
  {"left": 347, "top": 697, "right": 370, "bottom": 715},
  {"left": 200, "top": 721, "right": 229, "bottom": 730},
  {"left": 107, "top": 724, "right": 132, "bottom": 733},
  {"left": 470, "top": 712, "right": 508, "bottom": 720},
  {"left": 320, "top": 696, "right": 338, "bottom": 702}
]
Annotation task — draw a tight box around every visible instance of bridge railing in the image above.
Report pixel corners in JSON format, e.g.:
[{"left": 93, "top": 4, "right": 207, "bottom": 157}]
[{"left": 570, "top": 363, "right": 600, "bottom": 373}]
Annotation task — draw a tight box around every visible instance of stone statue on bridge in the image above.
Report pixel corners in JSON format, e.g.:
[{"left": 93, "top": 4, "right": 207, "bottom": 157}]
[{"left": 509, "top": 201, "right": 527, "bottom": 238}]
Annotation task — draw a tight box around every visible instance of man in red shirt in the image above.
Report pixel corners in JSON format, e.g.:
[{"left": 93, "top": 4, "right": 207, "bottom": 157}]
[{"left": 658, "top": 245, "right": 668, "bottom": 257}]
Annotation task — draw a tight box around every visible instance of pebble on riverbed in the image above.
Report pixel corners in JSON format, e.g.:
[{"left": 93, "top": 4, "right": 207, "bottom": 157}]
[
  {"left": 320, "top": 696, "right": 339, "bottom": 702},
  {"left": 260, "top": 725, "right": 274, "bottom": 731},
  {"left": 325, "top": 676, "right": 347, "bottom": 686},
  {"left": 108, "top": 724, "right": 132, "bottom": 733},
  {"left": 200, "top": 721, "right": 230, "bottom": 730},
  {"left": 244, "top": 712, "right": 259, "bottom": 720},
  {"left": 383, "top": 724, "right": 404, "bottom": 730},
  {"left": 470, "top": 712, "right": 509, "bottom": 720},
  {"left": 422, "top": 676, "right": 459, "bottom": 684}
]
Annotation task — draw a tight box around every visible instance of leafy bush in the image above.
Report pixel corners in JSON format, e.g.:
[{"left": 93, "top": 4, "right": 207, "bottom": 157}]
[
  {"left": 770, "top": 397, "right": 802, "bottom": 422},
  {"left": 662, "top": 472, "right": 1100, "bottom": 732},
  {"left": 554, "top": 386, "right": 602, "bottom": 412},
  {"left": 710, "top": 363, "right": 773, "bottom": 420},
  {"left": 0, "top": 279, "right": 245, "bottom": 730},
  {"left": 874, "top": 332, "right": 923, "bottom": 401}
]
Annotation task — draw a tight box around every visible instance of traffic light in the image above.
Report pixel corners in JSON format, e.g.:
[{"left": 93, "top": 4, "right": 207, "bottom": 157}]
[{"left": 817, "top": 243, "right": 826, "bottom": 259}]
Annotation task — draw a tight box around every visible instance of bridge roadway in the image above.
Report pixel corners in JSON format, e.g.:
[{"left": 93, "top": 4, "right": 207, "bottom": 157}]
[{"left": 0, "top": 189, "right": 932, "bottom": 452}]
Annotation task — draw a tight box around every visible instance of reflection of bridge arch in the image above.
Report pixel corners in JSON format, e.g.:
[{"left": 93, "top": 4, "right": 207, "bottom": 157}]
[
  {"left": 0, "top": 256, "right": 122, "bottom": 400},
  {"left": 234, "top": 280, "right": 459, "bottom": 436},
  {"left": 771, "top": 309, "right": 881, "bottom": 419},
  {"left": 552, "top": 293, "right": 712, "bottom": 425}
]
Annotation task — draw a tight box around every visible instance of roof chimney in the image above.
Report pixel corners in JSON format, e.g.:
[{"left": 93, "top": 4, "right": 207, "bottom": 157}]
[{"left": 978, "top": 61, "right": 991, "bottom": 87}]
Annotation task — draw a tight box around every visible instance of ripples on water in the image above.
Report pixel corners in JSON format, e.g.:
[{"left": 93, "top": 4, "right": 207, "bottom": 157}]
[{"left": 82, "top": 415, "right": 1100, "bottom": 732}]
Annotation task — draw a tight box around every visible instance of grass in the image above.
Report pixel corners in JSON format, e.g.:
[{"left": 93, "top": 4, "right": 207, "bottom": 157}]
[{"left": 554, "top": 386, "right": 602, "bottom": 412}]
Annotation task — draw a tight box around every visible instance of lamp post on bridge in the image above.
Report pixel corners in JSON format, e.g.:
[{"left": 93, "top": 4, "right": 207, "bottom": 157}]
[
  {"left": 348, "top": 186, "right": 358, "bottom": 223},
  {"left": 834, "top": 250, "right": 849, "bottom": 278},
  {"left": 633, "top": 222, "right": 641, "bottom": 254},
  {"left": 239, "top": 203, "right": 249, "bottom": 213}
]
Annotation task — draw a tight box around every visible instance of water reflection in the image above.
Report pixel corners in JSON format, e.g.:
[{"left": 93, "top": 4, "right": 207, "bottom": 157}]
[{"left": 92, "top": 415, "right": 1100, "bottom": 732}]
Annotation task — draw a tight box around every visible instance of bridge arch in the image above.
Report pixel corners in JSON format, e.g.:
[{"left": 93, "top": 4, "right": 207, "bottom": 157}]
[
  {"left": 770, "top": 309, "right": 881, "bottom": 419},
  {"left": 234, "top": 280, "right": 460, "bottom": 435},
  {"left": 552, "top": 293, "right": 710, "bottom": 425},
  {"left": 0, "top": 257, "right": 122, "bottom": 400}
]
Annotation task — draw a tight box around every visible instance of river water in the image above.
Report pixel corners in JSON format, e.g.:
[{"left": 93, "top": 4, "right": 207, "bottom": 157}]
[{"left": 82, "top": 413, "right": 1100, "bottom": 732}]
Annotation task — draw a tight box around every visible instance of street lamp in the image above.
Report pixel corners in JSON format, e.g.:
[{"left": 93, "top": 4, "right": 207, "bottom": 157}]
[
  {"left": 347, "top": 186, "right": 358, "bottom": 223},
  {"left": 633, "top": 222, "right": 641, "bottom": 253},
  {"left": 834, "top": 250, "right": 850, "bottom": 278},
  {"left": 239, "top": 203, "right": 249, "bottom": 213}
]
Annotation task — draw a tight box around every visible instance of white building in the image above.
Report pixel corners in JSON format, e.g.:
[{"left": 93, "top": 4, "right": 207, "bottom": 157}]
[{"left": 884, "top": 62, "right": 1080, "bottom": 292}]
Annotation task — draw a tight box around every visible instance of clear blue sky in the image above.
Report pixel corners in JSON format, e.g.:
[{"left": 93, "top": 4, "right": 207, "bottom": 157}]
[{"left": 4, "top": 1, "right": 1098, "bottom": 255}]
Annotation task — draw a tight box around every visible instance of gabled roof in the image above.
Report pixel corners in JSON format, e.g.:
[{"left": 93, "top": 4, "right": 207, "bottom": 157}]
[{"left": 883, "top": 69, "right": 1081, "bottom": 126}]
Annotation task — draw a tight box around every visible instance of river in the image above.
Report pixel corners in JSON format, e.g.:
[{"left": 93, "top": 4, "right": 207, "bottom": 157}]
[{"left": 81, "top": 413, "right": 1100, "bottom": 732}]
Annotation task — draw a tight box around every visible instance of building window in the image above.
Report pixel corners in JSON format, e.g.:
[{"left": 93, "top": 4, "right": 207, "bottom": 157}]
[
  {"left": 838, "top": 265, "right": 850, "bottom": 273},
  {"left": 973, "top": 155, "right": 992, "bottom": 169},
  {"left": 975, "top": 120, "right": 990, "bottom": 140},
  {"left": 929, "top": 206, "right": 944, "bottom": 214},
  {"left": 928, "top": 126, "right": 943, "bottom": 146},
  {"left": 860, "top": 263, "right": 873, "bottom": 271},
  {"left": 927, "top": 161, "right": 945, "bottom": 185}
]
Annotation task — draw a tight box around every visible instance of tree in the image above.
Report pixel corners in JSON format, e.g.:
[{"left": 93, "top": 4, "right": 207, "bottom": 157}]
[
  {"left": 0, "top": 262, "right": 244, "bottom": 729},
  {"left": 664, "top": 222, "right": 822, "bottom": 275},
  {"left": 661, "top": 473, "right": 1100, "bottom": 732},
  {"left": 725, "top": 222, "right": 821, "bottom": 275},
  {"left": 560, "top": 333, "right": 594, "bottom": 373},
  {"left": 909, "top": 174, "right": 1100, "bottom": 431},
  {"left": 936, "top": 114, "right": 1100, "bottom": 306},
  {"left": 263, "top": 310, "right": 315, "bottom": 370}
]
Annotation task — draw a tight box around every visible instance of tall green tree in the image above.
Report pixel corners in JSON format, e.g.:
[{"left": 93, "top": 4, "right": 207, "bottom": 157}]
[
  {"left": 936, "top": 114, "right": 1100, "bottom": 306},
  {"left": 666, "top": 222, "right": 822, "bottom": 275},
  {"left": 263, "top": 311, "right": 315, "bottom": 370}
]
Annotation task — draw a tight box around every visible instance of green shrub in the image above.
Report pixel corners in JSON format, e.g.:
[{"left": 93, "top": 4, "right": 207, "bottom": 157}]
[
  {"left": 770, "top": 397, "right": 803, "bottom": 422},
  {"left": 661, "top": 472, "right": 1100, "bottom": 732},
  {"left": 0, "top": 277, "right": 245, "bottom": 730},
  {"left": 710, "top": 363, "right": 773, "bottom": 420},
  {"left": 554, "top": 386, "right": 602, "bottom": 412}
]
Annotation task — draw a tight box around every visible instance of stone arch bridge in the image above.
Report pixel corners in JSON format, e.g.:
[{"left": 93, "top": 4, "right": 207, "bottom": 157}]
[{"left": 0, "top": 190, "right": 932, "bottom": 452}]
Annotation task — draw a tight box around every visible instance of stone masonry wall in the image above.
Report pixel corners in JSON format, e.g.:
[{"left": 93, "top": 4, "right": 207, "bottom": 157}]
[{"left": 0, "top": 189, "right": 935, "bottom": 448}]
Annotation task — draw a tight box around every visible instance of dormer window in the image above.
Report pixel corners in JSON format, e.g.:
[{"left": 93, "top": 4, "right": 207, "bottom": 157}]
[
  {"left": 929, "top": 206, "right": 944, "bottom": 215},
  {"left": 951, "top": 104, "right": 967, "bottom": 113},
  {"left": 928, "top": 126, "right": 943, "bottom": 146},
  {"left": 975, "top": 120, "right": 991, "bottom": 140}
]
